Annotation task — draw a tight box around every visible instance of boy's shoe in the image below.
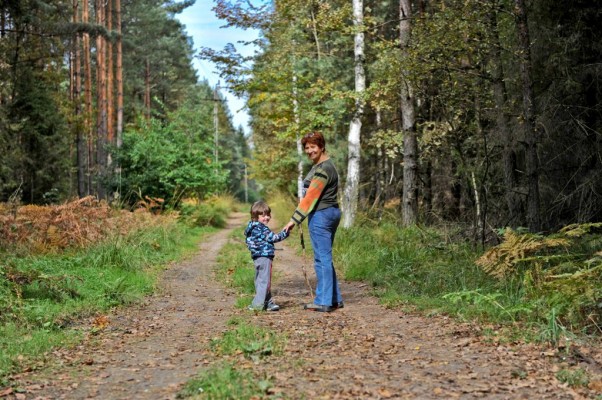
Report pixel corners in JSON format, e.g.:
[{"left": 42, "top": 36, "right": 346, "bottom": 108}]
[
  {"left": 248, "top": 305, "right": 263, "bottom": 311},
  {"left": 265, "top": 303, "right": 280, "bottom": 311},
  {"left": 334, "top": 302, "right": 344, "bottom": 309}
]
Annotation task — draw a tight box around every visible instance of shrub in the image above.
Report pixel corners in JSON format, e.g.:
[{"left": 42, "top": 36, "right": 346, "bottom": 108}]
[{"left": 179, "top": 195, "right": 236, "bottom": 228}]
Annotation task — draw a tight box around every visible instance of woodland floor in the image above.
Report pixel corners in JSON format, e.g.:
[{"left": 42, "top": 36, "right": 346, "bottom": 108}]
[{"left": 4, "top": 212, "right": 602, "bottom": 399}]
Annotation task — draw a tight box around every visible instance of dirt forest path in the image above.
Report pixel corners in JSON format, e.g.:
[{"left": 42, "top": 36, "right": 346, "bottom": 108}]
[{"left": 9, "top": 212, "right": 595, "bottom": 399}]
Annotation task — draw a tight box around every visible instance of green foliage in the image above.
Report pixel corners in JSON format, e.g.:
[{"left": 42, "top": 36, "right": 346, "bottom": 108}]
[
  {"left": 113, "top": 87, "right": 229, "bottom": 205},
  {"left": 177, "top": 362, "right": 272, "bottom": 399},
  {"left": 121, "top": 0, "right": 198, "bottom": 120},
  {"left": 179, "top": 196, "right": 237, "bottom": 229}
]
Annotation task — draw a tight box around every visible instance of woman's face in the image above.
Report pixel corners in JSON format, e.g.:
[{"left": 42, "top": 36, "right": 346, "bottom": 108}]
[{"left": 304, "top": 143, "right": 324, "bottom": 164}]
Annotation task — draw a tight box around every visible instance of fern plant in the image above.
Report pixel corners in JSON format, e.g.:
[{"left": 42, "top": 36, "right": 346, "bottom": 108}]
[
  {"left": 476, "top": 224, "right": 602, "bottom": 334},
  {"left": 476, "top": 228, "right": 570, "bottom": 279}
]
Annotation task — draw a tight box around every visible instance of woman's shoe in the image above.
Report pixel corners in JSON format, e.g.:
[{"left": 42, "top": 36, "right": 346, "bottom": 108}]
[{"left": 303, "top": 303, "right": 335, "bottom": 312}]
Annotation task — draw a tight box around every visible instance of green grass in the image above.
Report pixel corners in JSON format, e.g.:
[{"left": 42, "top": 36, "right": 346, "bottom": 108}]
[
  {"left": 178, "top": 318, "right": 282, "bottom": 399},
  {"left": 210, "top": 319, "right": 285, "bottom": 361},
  {"left": 0, "top": 221, "right": 213, "bottom": 380},
  {"left": 556, "top": 367, "right": 590, "bottom": 387},
  {"left": 214, "top": 228, "right": 256, "bottom": 307},
  {"left": 331, "top": 214, "right": 594, "bottom": 343},
  {"left": 334, "top": 218, "right": 492, "bottom": 309},
  {"left": 176, "top": 362, "right": 273, "bottom": 399}
]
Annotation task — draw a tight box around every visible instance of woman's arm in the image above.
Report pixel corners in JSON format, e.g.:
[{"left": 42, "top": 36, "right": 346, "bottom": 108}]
[{"left": 290, "top": 167, "right": 329, "bottom": 225}]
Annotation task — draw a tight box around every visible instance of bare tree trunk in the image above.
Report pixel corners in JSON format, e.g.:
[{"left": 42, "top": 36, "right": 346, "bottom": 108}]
[
  {"left": 96, "top": 0, "right": 108, "bottom": 199},
  {"left": 73, "top": 0, "right": 86, "bottom": 198},
  {"left": 514, "top": 0, "right": 540, "bottom": 231},
  {"left": 372, "top": 108, "right": 384, "bottom": 208},
  {"left": 115, "top": 0, "right": 123, "bottom": 149},
  {"left": 292, "top": 70, "right": 304, "bottom": 199},
  {"left": 309, "top": 5, "right": 321, "bottom": 61},
  {"left": 423, "top": 160, "right": 432, "bottom": 218},
  {"left": 400, "top": 0, "right": 418, "bottom": 226},
  {"left": 83, "top": 0, "right": 93, "bottom": 195},
  {"left": 342, "top": 0, "right": 365, "bottom": 229},
  {"left": 489, "top": 1, "right": 520, "bottom": 226},
  {"left": 106, "top": 0, "right": 114, "bottom": 148},
  {"left": 290, "top": 36, "right": 304, "bottom": 199},
  {"left": 0, "top": 9, "right": 4, "bottom": 105}
]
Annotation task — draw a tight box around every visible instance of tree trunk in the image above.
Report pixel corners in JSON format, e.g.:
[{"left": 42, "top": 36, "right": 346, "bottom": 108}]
[
  {"left": 489, "top": 1, "right": 521, "bottom": 226},
  {"left": 514, "top": 0, "right": 540, "bottom": 231},
  {"left": 106, "top": 0, "right": 114, "bottom": 147},
  {"left": 309, "top": 6, "right": 321, "bottom": 61},
  {"left": 73, "top": 0, "right": 86, "bottom": 198},
  {"left": 289, "top": 35, "right": 304, "bottom": 199},
  {"left": 423, "top": 160, "right": 432, "bottom": 219},
  {"left": 372, "top": 108, "right": 384, "bottom": 208},
  {"left": 342, "top": 0, "right": 365, "bottom": 229},
  {"left": 83, "top": 0, "right": 93, "bottom": 195},
  {"left": 115, "top": 0, "right": 123, "bottom": 149},
  {"left": 96, "top": 0, "right": 108, "bottom": 199},
  {"left": 400, "top": 0, "right": 418, "bottom": 226},
  {"left": 292, "top": 69, "right": 304, "bottom": 199}
]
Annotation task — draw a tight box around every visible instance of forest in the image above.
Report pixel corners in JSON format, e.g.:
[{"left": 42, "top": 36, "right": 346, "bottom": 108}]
[
  {"left": 1, "top": 0, "right": 601, "bottom": 236},
  {"left": 1, "top": 0, "right": 602, "bottom": 395},
  {"left": 206, "top": 0, "right": 602, "bottom": 238},
  {"left": 0, "top": 0, "right": 250, "bottom": 208}
]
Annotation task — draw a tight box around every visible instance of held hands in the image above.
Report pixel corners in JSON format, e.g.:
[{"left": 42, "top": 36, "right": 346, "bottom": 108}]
[{"left": 283, "top": 221, "right": 295, "bottom": 234}]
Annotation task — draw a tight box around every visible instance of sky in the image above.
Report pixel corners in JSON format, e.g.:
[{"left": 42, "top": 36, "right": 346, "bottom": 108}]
[{"left": 176, "top": 1, "right": 261, "bottom": 135}]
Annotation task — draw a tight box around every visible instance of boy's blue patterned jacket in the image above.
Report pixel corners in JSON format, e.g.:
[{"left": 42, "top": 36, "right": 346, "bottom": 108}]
[{"left": 244, "top": 221, "right": 289, "bottom": 259}]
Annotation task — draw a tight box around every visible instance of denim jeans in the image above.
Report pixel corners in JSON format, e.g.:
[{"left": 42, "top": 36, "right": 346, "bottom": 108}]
[{"left": 308, "top": 206, "right": 342, "bottom": 307}]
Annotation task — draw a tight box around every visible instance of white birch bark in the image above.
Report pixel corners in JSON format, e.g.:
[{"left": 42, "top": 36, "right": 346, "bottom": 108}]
[
  {"left": 292, "top": 70, "right": 304, "bottom": 199},
  {"left": 342, "top": 0, "right": 365, "bottom": 228}
]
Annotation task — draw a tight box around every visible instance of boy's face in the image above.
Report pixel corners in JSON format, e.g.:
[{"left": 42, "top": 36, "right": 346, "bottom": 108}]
[{"left": 258, "top": 213, "right": 271, "bottom": 225}]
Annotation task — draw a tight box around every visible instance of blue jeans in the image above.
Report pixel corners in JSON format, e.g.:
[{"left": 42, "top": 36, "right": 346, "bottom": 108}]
[{"left": 308, "top": 206, "right": 342, "bottom": 307}]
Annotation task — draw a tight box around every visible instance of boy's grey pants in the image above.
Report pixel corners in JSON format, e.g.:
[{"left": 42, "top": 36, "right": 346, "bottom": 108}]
[{"left": 251, "top": 257, "right": 273, "bottom": 308}]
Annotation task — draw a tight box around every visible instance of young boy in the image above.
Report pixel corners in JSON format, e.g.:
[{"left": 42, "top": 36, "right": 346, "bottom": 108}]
[{"left": 244, "top": 201, "right": 289, "bottom": 311}]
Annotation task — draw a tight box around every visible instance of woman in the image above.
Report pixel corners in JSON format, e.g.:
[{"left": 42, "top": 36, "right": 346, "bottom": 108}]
[{"left": 284, "top": 132, "right": 343, "bottom": 312}]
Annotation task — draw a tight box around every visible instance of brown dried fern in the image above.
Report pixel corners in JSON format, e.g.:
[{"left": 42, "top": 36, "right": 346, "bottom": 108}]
[
  {"left": 476, "top": 229, "right": 570, "bottom": 279},
  {"left": 0, "top": 197, "right": 164, "bottom": 253}
]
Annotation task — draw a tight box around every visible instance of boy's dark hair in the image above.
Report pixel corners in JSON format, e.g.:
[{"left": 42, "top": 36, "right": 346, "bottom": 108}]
[
  {"left": 301, "top": 131, "right": 326, "bottom": 151},
  {"left": 250, "top": 201, "right": 271, "bottom": 221}
]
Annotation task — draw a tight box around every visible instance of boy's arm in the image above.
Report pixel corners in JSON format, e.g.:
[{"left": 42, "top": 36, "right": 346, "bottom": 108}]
[
  {"left": 290, "top": 166, "right": 328, "bottom": 225},
  {"left": 263, "top": 225, "right": 289, "bottom": 243}
]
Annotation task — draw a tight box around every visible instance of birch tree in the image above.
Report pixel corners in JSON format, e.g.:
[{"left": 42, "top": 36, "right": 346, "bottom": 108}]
[{"left": 342, "top": 0, "right": 365, "bottom": 228}]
